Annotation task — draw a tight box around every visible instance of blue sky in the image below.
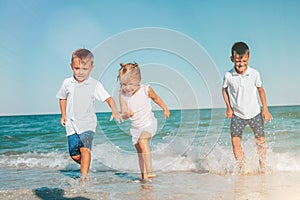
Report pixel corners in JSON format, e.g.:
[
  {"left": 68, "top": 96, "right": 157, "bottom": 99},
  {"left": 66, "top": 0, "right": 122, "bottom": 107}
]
[{"left": 0, "top": 0, "right": 299, "bottom": 116}]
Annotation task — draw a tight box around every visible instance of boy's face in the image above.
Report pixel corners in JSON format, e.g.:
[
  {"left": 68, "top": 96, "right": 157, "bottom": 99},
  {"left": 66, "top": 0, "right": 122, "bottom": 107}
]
[
  {"left": 231, "top": 52, "right": 249, "bottom": 75},
  {"left": 71, "top": 57, "right": 94, "bottom": 83}
]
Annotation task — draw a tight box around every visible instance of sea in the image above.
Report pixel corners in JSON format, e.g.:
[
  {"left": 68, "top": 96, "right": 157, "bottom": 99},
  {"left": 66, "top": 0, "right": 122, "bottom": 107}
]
[{"left": 0, "top": 105, "right": 299, "bottom": 200}]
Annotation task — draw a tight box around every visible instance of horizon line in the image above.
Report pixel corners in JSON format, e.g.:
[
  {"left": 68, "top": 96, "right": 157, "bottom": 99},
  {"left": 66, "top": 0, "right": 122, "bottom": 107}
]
[{"left": 0, "top": 104, "right": 299, "bottom": 117}]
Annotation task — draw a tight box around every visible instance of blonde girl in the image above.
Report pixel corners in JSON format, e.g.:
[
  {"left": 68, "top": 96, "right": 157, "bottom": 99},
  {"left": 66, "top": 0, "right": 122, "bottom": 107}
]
[{"left": 118, "top": 62, "right": 170, "bottom": 180}]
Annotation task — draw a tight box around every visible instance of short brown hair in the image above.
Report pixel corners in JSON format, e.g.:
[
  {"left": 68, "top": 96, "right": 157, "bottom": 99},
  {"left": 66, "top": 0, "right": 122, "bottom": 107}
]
[{"left": 71, "top": 48, "right": 94, "bottom": 65}]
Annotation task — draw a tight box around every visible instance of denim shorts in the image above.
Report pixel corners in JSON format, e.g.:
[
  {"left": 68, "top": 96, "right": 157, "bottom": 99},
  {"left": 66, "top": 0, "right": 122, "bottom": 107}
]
[
  {"left": 67, "top": 130, "right": 95, "bottom": 156},
  {"left": 230, "top": 113, "right": 264, "bottom": 138}
]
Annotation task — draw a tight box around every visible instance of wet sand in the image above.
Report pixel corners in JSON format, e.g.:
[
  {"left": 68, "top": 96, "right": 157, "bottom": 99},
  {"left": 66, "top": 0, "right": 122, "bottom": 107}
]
[{"left": 1, "top": 169, "right": 299, "bottom": 200}]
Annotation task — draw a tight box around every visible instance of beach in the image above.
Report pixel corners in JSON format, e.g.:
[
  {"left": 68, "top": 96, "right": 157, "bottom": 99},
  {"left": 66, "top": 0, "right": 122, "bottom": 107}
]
[
  {"left": 0, "top": 106, "right": 299, "bottom": 199},
  {"left": 1, "top": 170, "right": 300, "bottom": 200}
]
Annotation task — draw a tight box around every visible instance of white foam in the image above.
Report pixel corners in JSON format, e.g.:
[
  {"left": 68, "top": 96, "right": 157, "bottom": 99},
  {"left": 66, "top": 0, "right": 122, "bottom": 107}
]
[
  {"left": 268, "top": 151, "right": 300, "bottom": 171},
  {"left": 92, "top": 143, "right": 138, "bottom": 172},
  {"left": 202, "top": 139, "right": 300, "bottom": 175},
  {"left": 0, "top": 152, "right": 71, "bottom": 169},
  {"left": 1, "top": 138, "right": 299, "bottom": 174}
]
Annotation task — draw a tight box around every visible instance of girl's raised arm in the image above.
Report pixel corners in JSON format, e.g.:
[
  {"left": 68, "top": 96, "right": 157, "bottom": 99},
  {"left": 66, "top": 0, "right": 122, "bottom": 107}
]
[{"left": 148, "top": 86, "right": 170, "bottom": 118}]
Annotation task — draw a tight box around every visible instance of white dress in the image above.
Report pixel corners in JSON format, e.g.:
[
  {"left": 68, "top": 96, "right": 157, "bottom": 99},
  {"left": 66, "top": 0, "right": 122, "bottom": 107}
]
[{"left": 121, "top": 84, "right": 157, "bottom": 145}]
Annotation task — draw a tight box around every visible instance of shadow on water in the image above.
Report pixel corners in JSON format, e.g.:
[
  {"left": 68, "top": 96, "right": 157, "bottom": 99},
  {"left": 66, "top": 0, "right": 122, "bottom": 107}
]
[
  {"left": 115, "top": 172, "right": 140, "bottom": 181},
  {"left": 59, "top": 169, "right": 81, "bottom": 179},
  {"left": 34, "top": 187, "right": 90, "bottom": 200}
]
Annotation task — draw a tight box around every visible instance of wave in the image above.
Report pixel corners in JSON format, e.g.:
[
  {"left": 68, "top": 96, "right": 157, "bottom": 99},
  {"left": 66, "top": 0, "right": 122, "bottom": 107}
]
[
  {"left": 1, "top": 138, "right": 299, "bottom": 175},
  {"left": 0, "top": 151, "right": 71, "bottom": 169}
]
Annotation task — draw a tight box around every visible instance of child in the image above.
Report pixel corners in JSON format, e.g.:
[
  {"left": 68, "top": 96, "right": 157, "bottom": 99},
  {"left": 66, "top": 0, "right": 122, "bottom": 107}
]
[
  {"left": 222, "top": 42, "right": 272, "bottom": 173},
  {"left": 56, "top": 48, "right": 121, "bottom": 183},
  {"left": 118, "top": 62, "right": 170, "bottom": 180}
]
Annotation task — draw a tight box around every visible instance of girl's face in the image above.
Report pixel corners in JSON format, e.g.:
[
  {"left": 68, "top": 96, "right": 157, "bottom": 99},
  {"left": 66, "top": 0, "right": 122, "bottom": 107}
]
[
  {"left": 231, "top": 53, "right": 249, "bottom": 75},
  {"left": 71, "top": 57, "right": 94, "bottom": 83},
  {"left": 120, "top": 78, "right": 140, "bottom": 96}
]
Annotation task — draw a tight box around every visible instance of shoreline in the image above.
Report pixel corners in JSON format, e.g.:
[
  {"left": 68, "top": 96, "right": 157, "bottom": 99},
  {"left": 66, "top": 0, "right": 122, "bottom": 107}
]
[{"left": 1, "top": 169, "right": 299, "bottom": 200}]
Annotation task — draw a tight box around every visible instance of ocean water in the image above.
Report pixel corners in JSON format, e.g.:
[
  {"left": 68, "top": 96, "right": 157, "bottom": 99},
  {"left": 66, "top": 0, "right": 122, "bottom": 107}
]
[{"left": 0, "top": 106, "right": 299, "bottom": 199}]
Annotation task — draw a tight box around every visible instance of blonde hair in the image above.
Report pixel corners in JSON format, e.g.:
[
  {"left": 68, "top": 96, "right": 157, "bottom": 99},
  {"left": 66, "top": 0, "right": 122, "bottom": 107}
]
[
  {"left": 71, "top": 48, "right": 94, "bottom": 65},
  {"left": 118, "top": 62, "right": 141, "bottom": 83}
]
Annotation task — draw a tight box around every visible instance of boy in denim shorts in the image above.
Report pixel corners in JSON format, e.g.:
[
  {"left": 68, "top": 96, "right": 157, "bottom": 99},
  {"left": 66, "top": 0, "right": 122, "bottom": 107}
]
[
  {"left": 222, "top": 42, "right": 272, "bottom": 173},
  {"left": 56, "top": 48, "right": 121, "bottom": 183}
]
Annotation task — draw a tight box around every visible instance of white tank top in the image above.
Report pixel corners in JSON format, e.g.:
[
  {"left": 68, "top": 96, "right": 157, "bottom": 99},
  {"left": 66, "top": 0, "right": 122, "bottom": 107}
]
[{"left": 121, "top": 84, "right": 154, "bottom": 128}]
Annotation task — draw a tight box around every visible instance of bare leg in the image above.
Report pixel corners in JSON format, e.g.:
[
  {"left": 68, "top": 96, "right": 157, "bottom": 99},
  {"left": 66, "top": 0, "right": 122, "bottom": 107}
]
[
  {"left": 135, "top": 143, "right": 147, "bottom": 180},
  {"left": 256, "top": 137, "right": 266, "bottom": 173},
  {"left": 79, "top": 147, "right": 91, "bottom": 182},
  {"left": 136, "top": 131, "right": 156, "bottom": 179},
  {"left": 231, "top": 136, "right": 245, "bottom": 172}
]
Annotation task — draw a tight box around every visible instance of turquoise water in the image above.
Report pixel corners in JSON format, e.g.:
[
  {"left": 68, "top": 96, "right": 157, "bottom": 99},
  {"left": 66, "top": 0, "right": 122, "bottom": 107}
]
[{"left": 0, "top": 106, "right": 299, "bottom": 189}]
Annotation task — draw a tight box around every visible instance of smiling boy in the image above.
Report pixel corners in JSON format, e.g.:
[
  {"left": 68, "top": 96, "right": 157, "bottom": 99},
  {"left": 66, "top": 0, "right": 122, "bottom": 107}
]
[
  {"left": 56, "top": 48, "right": 121, "bottom": 183},
  {"left": 222, "top": 42, "right": 272, "bottom": 173}
]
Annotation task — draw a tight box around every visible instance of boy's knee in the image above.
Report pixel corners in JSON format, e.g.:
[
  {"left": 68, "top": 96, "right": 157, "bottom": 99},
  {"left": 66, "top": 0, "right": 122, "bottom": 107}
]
[
  {"left": 231, "top": 137, "right": 241, "bottom": 145},
  {"left": 255, "top": 137, "right": 266, "bottom": 146},
  {"left": 71, "top": 155, "right": 81, "bottom": 162},
  {"left": 80, "top": 147, "right": 91, "bottom": 154}
]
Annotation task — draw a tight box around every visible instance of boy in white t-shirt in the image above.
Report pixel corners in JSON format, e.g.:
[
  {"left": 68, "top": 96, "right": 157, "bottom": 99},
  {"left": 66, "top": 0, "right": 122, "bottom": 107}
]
[
  {"left": 118, "top": 62, "right": 170, "bottom": 180},
  {"left": 222, "top": 42, "right": 272, "bottom": 173},
  {"left": 56, "top": 48, "right": 121, "bottom": 183}
]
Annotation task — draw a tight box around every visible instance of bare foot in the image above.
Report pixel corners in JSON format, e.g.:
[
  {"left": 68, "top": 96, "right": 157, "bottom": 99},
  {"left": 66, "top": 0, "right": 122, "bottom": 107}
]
[
  {"left": 237, "top": 165, "right": 245, "bottom": 175},
  {"left": 141, "top": 178, "right": 152, "bottom": 183},
  {"left": 79, "top": 174, "right": 91, "bottom": 187},
  {"left": 147, "top": 173, "right": 157, "bottom": 178}
]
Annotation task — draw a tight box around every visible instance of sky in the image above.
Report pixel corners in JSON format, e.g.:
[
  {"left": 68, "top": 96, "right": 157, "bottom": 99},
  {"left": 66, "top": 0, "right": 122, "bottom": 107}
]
[{"left": 0, "top": 0, "right": 299, "bottom": 116}]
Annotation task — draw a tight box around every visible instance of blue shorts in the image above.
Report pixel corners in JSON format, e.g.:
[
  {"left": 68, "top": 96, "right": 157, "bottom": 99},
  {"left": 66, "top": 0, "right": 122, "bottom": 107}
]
[
  {"left": 230, "top": 113, "right": 264, "bottom": 138},
  {"left": 67, "top": 131, "right": 95, "bottom": 156}
]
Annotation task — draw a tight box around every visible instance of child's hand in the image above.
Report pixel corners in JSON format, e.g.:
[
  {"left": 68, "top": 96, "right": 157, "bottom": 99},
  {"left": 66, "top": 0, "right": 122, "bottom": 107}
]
[
  {"left": 60, "top": 117, "right": 66, "bottom": 126},
  {"left": 261, "top": 108, "right": 272, "bottom": 123},
  {"left": 120, "top": 110, "right": 134, "bottom": 120},
  {"left": 110, "top": 112, "right": 122, "bottom": 123},
  {"left": 225, "top": 108, "right": 233, "bottom": 118},
  {"left": 164, "top": 110, "right": 170, "bottom": 118},
  {"left": 127, "top": 110, "right": 134, "bottom": 118}
]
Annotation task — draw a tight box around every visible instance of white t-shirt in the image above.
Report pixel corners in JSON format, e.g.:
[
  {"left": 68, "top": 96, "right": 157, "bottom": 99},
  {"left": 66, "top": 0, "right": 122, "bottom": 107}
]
[
  {"left": 56, "top": 76, "right": 110, "bottom": 135},
  {"left": 222, "top": 67, "right": 262, "bottom": 119},
  {"left": 121, "top": 84, "right": 155, "bottom": 128}
]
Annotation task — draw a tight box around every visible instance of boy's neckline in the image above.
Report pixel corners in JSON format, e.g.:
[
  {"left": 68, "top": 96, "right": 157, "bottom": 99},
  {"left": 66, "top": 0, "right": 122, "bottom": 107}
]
[
  {"left": 73, "top": 76, "right": 90, "bottom": 84},
  {"left": 234, "top": 66, "right": 249, "bottom": 76}
]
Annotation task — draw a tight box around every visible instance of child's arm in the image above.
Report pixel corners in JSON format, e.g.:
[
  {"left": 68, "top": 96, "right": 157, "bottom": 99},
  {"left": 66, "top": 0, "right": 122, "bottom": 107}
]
[
  {"left": 59, "top": 99, "right": 67, "bottom": 126},
  {"left": 222, "top": 87, "right": 233, "bottom": 118},
  {"left": 257, "top": 86, "right": 272, "bottom": 123},
  {"left": 105, "top": 97, "right": 121, "bottom": 123},
  {"left": 148, "top": 86, "right": 170, "bottom": 118},
  {"left": 119, "top": 94, "right": 133, "bottom": 120}
]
